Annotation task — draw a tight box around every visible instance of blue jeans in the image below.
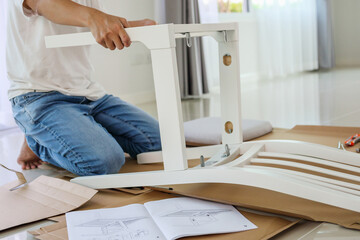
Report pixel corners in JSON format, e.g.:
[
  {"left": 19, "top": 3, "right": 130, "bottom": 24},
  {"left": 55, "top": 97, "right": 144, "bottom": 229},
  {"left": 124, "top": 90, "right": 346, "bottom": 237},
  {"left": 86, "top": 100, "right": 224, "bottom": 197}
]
[{"left": 11, "top": 91, "right": 161, "bottom": 176}]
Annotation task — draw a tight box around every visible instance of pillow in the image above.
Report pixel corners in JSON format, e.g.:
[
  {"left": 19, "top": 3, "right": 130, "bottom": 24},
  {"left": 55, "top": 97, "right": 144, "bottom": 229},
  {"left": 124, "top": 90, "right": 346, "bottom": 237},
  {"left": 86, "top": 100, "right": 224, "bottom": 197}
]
[{"left": 184, "top": 117, "right": 273, "bottom": 146}]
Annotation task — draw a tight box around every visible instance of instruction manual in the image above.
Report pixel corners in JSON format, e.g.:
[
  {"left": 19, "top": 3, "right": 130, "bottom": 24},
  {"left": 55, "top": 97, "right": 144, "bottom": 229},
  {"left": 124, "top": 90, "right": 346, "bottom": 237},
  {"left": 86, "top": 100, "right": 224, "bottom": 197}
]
[{"left": 66, "top": 197, "right": 257, "bottom": 240}]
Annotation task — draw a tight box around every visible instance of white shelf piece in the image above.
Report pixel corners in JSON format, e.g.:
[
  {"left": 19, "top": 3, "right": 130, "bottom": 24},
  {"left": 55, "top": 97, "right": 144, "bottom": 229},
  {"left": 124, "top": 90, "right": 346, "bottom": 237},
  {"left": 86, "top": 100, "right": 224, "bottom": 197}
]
[{"left": 46, "top": 23, "right": 360, "bottom": 213}]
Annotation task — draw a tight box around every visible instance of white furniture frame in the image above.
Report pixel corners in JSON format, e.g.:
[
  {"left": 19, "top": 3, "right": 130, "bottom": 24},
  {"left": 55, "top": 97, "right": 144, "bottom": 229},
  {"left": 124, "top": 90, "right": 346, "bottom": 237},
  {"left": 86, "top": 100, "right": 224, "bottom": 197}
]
[{"left": 46, "top": 23, "right": 360, "bottom": 213}]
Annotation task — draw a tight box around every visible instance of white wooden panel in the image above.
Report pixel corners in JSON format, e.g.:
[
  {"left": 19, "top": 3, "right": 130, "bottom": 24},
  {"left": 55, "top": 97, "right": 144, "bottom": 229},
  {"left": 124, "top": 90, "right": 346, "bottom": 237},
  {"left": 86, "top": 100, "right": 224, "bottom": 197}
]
[
  {"left": 244, "top": 166, "right": 360, "bottom": 196},
  {"left": 258, "top": 152, "right": 360, "bottom": 174},
  {"left": 45, "top": 32, "right": 96, "bottom": 48},
  {"left": 256, "top": 140, "right": 360, "bottom": 167},
  {"left": 174, "top": 23, "right": 238, "bottom": 37},
  {"left": 46, "top": 24, "right": 176, "bottom": 50},
  {"left": 251, "top": 158, "right": 360, "bottom": 183},
  {"left": 70, "top": 167, "right": 360, "bottom": 212},
  {"left": 245, "top": 165, "right": 360, "bottom": 191},
  {"left": 45, "top": 23, "right": 239, "bottom": 50},
  {"left": 219, "top": 41, "right": 242, "bottom": 145},
  {"left": 150, "top": 47, "right": 187, "bottom": 171}
]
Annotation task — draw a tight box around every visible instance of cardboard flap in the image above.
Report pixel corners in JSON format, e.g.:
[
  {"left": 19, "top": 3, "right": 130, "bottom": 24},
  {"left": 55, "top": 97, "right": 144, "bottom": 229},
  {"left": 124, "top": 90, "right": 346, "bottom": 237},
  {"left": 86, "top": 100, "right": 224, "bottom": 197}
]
[
  {"left": 0, "top": 163, "right": 27, "bottom": 190},
  {"left": 29, "top": 216, "right": 67, "bottom": 240},
  {"left": 0, "top": 175, "right": 98, "bottom": 231}
]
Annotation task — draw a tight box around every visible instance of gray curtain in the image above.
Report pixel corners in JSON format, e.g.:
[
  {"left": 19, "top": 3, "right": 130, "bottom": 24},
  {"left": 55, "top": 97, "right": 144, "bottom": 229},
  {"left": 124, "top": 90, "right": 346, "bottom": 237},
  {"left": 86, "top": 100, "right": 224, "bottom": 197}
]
[
  {"left": 165, "top": 0, "right": 209, "bottom": 99},
  {"left": 316, "top": 0, "right": 335, "bottom": 69}
]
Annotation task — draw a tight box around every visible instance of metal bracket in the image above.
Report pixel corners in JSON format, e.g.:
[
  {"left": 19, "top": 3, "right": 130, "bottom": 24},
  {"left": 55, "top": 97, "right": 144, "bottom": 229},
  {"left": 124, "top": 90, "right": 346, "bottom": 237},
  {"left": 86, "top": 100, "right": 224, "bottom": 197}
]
[
  {"left": 185, "top": 32, "right": 192, "bottom": 47},
  {"left": 223, "top": 30, "right": 228, "bottom": 43},
  {"left": 222, "top": 144, "right": 231, "bottom": 158}
]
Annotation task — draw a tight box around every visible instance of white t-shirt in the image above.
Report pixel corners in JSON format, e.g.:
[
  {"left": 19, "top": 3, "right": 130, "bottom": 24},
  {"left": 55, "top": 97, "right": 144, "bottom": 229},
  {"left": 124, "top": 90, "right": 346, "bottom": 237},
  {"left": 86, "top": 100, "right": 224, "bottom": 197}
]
[{"left": 6, "top": 0, "right": 106, "bottom": 101}]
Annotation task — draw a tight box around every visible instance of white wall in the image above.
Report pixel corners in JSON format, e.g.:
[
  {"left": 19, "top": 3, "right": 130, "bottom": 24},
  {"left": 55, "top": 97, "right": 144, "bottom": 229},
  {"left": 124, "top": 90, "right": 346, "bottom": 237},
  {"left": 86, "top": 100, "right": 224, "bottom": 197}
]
[
  {"left": 331, "top": 0, "right": 360, "bottom": 67},
  {"left": 0, "top": 0, "right": 16, "bottom": 129},
  {"left": 90, "top": 0, "right": 156, "bottom": 104}
]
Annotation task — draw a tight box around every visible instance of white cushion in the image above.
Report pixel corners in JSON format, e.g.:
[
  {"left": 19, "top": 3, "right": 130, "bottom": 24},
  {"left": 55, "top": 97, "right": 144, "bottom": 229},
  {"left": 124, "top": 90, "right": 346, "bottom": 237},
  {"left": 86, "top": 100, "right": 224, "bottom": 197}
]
[{"left": 184, "top": 117, "right": 273, "bottom": 145}]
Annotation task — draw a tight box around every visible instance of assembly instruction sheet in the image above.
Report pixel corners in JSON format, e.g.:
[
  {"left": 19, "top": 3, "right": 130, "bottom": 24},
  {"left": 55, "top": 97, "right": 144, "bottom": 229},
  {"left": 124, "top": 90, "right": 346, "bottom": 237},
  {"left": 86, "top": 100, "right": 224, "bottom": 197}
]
[{"left": 66, "top": 197, "right": 257, "bottom": 240}]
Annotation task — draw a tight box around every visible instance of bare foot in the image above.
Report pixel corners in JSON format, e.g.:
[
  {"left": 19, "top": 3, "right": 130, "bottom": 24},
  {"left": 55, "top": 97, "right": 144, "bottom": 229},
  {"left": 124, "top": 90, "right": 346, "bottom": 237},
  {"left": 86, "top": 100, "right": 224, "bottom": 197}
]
[
  {"left": 17, "top": 138, "right": 44, "bottom": 170},
  {"left": 128, "top": 19, "right": 157, "bottom": 28}
]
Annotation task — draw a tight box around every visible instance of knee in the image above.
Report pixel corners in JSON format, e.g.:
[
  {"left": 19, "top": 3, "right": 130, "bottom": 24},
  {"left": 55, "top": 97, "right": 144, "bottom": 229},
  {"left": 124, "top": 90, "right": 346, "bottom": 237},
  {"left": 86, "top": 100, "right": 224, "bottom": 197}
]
[
  {"left": 75, "top": 147, "right": 125, "bottom": 176},
  {"left": 98, "top": 153, "right": 125, "bottom": 175}
]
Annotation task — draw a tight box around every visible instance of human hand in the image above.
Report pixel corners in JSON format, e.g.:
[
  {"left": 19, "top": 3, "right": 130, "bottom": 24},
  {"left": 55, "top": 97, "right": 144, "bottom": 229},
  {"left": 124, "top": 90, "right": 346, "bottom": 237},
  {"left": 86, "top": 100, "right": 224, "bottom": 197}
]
[
  {"left": 128, "top": 19, "right": 157, "bottom": 27},
  {"left": 88, "top": 10, "right": 131, "bottom": 50}
]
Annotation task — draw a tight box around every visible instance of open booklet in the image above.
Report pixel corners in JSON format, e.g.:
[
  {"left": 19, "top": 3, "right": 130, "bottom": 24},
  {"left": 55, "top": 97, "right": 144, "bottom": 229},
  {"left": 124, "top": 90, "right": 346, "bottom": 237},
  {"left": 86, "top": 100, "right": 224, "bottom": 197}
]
[{"left": 66, "top": 197, "right": 257, "bottom": 240}]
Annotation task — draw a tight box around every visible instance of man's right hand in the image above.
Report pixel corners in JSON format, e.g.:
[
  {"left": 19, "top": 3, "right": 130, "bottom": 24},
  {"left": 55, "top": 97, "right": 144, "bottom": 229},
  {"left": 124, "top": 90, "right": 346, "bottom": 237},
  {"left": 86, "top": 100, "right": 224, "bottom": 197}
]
[
  {"left": 23, "top": 0, "right": 132, "bottom": 51},
  {"left": 24, "top": 0, "right": 157, "bottom": 51},
  {"left": 88, "top": 10, "right": 131, "bottom": 51}
]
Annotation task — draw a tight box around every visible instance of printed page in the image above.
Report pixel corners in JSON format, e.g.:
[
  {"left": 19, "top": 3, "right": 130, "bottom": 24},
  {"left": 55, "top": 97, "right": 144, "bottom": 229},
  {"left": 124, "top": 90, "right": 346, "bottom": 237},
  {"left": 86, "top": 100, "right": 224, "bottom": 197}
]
[
  {"left": 66, "top": 204, "right": 166, "bottom": 240},
  {"left": 145, "top": 197, "right": 257, "bottom": 240}
]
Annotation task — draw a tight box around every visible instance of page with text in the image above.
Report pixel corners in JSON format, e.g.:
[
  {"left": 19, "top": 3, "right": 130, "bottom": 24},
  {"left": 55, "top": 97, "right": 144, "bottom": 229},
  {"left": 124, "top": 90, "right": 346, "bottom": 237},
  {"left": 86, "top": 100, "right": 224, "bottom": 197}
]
[{"left": 145, "top": 197, "right": 257, "bottom": 240}]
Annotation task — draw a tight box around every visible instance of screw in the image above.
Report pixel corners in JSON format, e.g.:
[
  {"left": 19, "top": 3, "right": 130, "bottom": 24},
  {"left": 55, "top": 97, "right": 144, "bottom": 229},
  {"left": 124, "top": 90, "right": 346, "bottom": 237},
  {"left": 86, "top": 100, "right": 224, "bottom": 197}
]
[
  {"left": 200, "top": 155, "right": 205, "bottom": 167},
  {"left": 341, "top": 144, "right": 347, "bottom": 151}
]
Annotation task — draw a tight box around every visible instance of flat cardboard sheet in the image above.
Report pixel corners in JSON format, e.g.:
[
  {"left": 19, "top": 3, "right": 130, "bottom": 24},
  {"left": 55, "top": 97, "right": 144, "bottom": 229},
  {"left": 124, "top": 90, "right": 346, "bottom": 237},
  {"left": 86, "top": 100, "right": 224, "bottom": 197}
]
[
  {"left": 29, "top": 191, "right": 298, "bottom": 240},
  {"left": 0, "top": 175, "right": 98, "bottom": 231}
]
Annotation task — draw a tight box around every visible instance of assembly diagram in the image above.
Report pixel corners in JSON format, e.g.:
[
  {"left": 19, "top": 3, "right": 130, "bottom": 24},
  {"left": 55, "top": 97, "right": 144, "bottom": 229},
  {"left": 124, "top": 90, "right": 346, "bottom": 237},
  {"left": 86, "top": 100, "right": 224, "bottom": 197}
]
[
  {"left": 161, "top": 209, "right": 232, "bottom": 226},
  {"left": 77, "top": 216, "right": 150, "bottom": 240}
]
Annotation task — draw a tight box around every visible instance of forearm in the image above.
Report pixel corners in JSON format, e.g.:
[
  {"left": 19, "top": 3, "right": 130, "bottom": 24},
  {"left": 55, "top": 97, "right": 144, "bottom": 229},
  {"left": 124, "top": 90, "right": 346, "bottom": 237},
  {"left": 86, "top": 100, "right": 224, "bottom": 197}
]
[
  {"left": 24, "top": 0, "right": 96, "bottom": 28},
  {"left": 24, "top": 0, "right": 156, "bottom": 50}
]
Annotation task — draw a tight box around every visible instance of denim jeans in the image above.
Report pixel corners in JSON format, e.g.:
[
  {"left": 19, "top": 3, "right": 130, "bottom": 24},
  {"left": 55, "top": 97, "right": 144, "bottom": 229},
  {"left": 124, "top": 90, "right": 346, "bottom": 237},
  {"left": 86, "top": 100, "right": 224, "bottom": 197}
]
[{"left": 11, "top": 91, "right": 161, "bottom": 176}]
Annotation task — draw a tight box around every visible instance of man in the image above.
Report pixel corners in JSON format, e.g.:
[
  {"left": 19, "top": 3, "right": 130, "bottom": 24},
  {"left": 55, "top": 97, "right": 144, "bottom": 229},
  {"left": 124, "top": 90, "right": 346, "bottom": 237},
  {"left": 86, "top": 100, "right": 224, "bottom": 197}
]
[{"left": 7, "top": 0, "right": 162, "bottom": 176}]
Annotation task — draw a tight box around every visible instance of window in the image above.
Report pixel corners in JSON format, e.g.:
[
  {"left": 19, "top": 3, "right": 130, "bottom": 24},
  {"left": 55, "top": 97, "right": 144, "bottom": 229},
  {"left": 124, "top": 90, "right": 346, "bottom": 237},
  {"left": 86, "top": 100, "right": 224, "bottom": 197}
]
[
  {"left": 217, "top": 0, "right": 250, "bottom": 13},
  {"left": 251, "top": 0, "right": 303, "bottom": 9}
]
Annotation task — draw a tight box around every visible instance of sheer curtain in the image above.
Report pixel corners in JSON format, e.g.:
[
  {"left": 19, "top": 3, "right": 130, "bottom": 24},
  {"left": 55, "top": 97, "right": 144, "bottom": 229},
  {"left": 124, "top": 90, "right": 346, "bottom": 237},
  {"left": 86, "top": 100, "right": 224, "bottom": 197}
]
[
  {"left": 198, "top": 0, "right": 220, "bottom": 90},
  {"left": 316, "top": 0, "right": 335, "bottom": 69},
  {"left": 165, "top": 0, "right": 209, "bottom": 98},
  {"left": 0, "top": 0, "right": 16, "bottom": 130},
  {"left": 253, "top": 0, "right": 318, "bottom": 79}
]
